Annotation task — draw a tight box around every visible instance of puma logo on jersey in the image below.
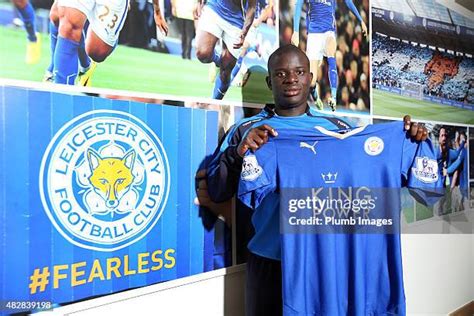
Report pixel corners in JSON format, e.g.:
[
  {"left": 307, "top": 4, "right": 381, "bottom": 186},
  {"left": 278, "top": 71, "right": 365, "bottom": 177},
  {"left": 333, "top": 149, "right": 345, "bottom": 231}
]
[{"left": 300, "top": 141, "right": 319, "bottom": 155}]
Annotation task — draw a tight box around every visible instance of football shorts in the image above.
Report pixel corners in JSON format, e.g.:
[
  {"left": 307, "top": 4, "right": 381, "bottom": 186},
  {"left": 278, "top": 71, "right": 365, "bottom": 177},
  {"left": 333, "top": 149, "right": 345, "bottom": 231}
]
[
  {"left": 58, "top": 0, "right": 129, "bottom": 47},
  {"left": 197, "top": 5, "right": 243, "bottom": 59},
  {"left": 306, "top": 30, "right": 336, "bottom": 60}
]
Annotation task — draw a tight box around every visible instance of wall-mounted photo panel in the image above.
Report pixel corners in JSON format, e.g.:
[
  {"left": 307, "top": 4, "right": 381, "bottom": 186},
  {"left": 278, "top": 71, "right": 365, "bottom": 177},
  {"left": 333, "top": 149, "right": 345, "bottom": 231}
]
[
  {"left": 0, "top": 85, "right": 238, "bottom": 312},
  {"left": 0, "top": 0, "right": 277, "bottom": 104},
  {"left": 469, "top": 127, "right": 473, "bottom": 208},
  {"left": 371, "top": 0, "right": 474, "bottom": 124},
  {"left": 374, "top": 118, "right": 471, "bottom": 233},
  {"left": 280, "top": 0, "right": 370, "bottom": 114}
]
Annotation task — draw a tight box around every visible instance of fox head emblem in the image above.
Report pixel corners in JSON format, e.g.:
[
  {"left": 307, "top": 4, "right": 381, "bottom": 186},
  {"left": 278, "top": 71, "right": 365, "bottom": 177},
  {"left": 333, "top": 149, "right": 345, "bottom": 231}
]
[{"left": 87, "top": 149, "right": 136, "bottom": 210}]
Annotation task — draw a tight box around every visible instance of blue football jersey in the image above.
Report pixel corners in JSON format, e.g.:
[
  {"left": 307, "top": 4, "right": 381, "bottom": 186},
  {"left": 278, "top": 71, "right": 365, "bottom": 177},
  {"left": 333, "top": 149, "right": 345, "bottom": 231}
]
[
  {"left": 207, "top": 0, "right": 247, "bottom": 29},
  {"left": 238, "top": 121, "right": 443, "bottom": 315},
  {"left": 238, "top": 113, "right": 353, "bottom": 260},
  {"left": 307, "top": 0, "right": 337, "bottom": 33}
]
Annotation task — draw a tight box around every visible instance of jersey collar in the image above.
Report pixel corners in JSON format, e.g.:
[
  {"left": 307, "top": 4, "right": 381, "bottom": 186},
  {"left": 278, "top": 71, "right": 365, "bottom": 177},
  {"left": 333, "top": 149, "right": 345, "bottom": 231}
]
[{"left": 314, "top": 125, "right": 368, "bottom": 139}]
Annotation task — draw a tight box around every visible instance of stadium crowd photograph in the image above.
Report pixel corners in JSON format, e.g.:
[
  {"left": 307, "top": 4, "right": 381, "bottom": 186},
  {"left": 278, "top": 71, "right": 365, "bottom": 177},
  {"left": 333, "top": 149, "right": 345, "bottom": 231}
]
[{"left": 371, "top": 0, "right": 474, "bottom": 124}]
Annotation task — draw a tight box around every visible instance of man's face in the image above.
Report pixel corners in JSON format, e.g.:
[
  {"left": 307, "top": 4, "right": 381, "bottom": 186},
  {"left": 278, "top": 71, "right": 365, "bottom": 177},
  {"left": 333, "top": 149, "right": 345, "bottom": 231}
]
[
  {"left": 361, "top": 77, "right": 367, "bottom": 90},
  {"left": 266, "top": 50, "right": 312, "bottom": 113},
  {"left": 439, "top": 128, "right": 447, "bottom": 147}
]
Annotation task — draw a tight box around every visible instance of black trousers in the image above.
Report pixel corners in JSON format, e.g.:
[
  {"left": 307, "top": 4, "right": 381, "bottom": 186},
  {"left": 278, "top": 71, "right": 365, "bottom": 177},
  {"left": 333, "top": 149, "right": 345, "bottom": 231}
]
[
  {"left": 177, "top": 18, "right": 195, "bottom": 59},
  {"left": 245, "top": 252, "right": 283, "bottom": 316}
]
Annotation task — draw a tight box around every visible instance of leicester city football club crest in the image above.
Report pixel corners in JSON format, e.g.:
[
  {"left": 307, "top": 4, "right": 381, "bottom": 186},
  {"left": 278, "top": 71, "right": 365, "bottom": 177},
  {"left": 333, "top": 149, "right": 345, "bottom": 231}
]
[
  {"left": 39, "top": 110, "right": 170, "bottom": 251},
  {"left": 364, "top": 136, "right": 384, "bottom": 156}
]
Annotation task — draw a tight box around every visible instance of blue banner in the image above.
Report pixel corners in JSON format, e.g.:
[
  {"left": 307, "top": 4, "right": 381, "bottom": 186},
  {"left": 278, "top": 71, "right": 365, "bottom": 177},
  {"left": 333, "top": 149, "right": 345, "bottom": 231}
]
[
  {"left": 375, "top": 84, "right": 401, "bottom": 94},
  {"left": 377, "top": 85, "right": 473, "bottom": 110},
  {"left": 0, "top": 86, "right": 219, "bottom": 313}
]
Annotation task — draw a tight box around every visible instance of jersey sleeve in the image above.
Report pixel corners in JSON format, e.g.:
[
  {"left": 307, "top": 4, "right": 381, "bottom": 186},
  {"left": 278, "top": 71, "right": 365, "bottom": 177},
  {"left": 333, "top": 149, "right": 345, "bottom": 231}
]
[
  {"left": 344, "top": 0, "right": 364, "bottom": 23},
  {"left": 206, "top": 122, "right": 247, "bottom": 202},
  {"left": 446, "top": 146, "right": 466, "bottom": 174},
  {"left": 206, "top": 112, "right": 271, "bottom": 203},
  {"left": 401, "top": 137, "right": 444, "bottom": 206},
  {"left": 238, "top": 142, "right": 277, "bottom": 210}
]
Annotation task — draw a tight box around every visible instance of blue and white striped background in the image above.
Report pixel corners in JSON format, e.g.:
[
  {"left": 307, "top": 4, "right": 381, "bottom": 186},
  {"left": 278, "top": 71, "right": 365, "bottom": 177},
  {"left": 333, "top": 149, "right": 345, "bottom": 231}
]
[{"left": 0, "top": 86, "right": 219, "bottom": 310}]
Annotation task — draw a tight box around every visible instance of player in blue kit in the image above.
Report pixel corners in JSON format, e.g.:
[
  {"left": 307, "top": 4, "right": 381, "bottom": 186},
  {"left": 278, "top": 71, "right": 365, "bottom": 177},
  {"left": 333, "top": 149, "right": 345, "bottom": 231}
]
[
  {"left": 43, "top": 0, "right": 96, "bottom": 85},
  {"left": 292, "top": 0, "right": 367, "bottom": 110},
  {"left": 53, "top": 0, "right": 167, "bottom": 85},
  {"left": 238, "top": 122, "right": 443, "bottom": 315},
  {"left": 228, "top": 0, "right": 273, "bottom": 86},
  {"left": 193, "top": 0, "right": 257, "bottom": 99},
  {"left": 196, "top": 45, "right": 427, "bottom": 315},
  {"left": 12, "top": 0, "right": 41, "bottom": 64},
  {"left": 435, "top": 127, "right": 468, "bottom": 214}
]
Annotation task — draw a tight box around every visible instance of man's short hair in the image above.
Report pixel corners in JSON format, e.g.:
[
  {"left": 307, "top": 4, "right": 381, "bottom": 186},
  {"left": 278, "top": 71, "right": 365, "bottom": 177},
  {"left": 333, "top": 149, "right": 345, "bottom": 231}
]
[{"left": 267, "top": 44, "right": 310, "bottom": 74}]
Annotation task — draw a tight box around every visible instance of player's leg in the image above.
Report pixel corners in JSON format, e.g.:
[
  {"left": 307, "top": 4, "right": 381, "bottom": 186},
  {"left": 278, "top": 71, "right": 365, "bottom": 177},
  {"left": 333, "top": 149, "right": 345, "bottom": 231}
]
[
  {"left": 183, "top": 19, "right": 195, "bottom": 59},
  {"left": 306, "top": 33, "right": 324, "bottom": 110},
  {"left": 195, "top": 26, "right": 221, "bottom": 82},
  {"left": 325, "top": 32, "right": 337, "bottom": 111},
  {"left": 212, "top": 9, "right": 250, "bottom": 99},
  {"left": 230, "top": 44, "right": 248, "bottom": 85},
  {"left": 195, "top": 6, "right": 223, "bottom": 67},
  {"left": 309, "top": 59, "right": 323, "bottom": 108},
  {"left": 12, "top": 0, "right": 41, "bottom": 64},
  {"left": 80, "top": 0, "right": 128, "bottom": 86},
  {"left": 77, "top": 21, "right": 96, "bottom": 86},
  {"left": 54, "top": 4, "right": 86, "bottom": 84},
  {"left": 84, "top": 25, "right": 113, "bottom": 62},
  {"left": 47, "top": 1, "right": 91, "bottom": 83},
  {"left": 196, "top": 31, "right": 220, "bottom": 66},
  {"left": 229, "top": 25, "right": 259, "bottom": 85},
  {"left": 213, "top": 45, "right": 237, "bottom": 99},
  {"left": 44, "top": 1, "right": 59, "bottom": 81},
  {"left": 78, "top": 22, "right": 91, "bottom": 69}
]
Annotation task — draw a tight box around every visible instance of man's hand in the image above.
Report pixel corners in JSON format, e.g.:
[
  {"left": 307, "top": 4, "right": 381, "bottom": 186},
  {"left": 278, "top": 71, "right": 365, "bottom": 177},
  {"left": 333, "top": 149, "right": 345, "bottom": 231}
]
[
  {"left": 403, "top": 115, "right": 428, "bottom": 141},
  {"left": 234, "top": 32, "right": 246, "bottom": 49},
  {"left": 291, "top": 32, "right": 299, "bottom": 47},
  {"left": 194, "top": 169, "right": 232, "bottom": 226},
  {"left": 193, "top": 2, "right": 204, "bottom": 20},
  {"left": 154, "top": 9, "right": 169, "bottom": 35},
  {"left": 361, "top": 21, "right": 368, "bottom": 37},
  {"left": 237, "top": 124, "right": 278, "bottom": 157}
]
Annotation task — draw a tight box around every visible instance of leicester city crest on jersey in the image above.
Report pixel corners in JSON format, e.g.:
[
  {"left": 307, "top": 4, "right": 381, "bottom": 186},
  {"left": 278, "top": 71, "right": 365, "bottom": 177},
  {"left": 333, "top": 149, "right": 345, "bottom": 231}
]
[
  {"left": 412, "top": 156, "right": 438, "bottom": 183},
  {"left": 364, "top": 136, "right": 384, "bottom": 156},
  {"left": 241, "top": 154, "right": 263, "bottom": 181},
  {"left": 39, "top": 110, "right": 170, "bottom": 251}
]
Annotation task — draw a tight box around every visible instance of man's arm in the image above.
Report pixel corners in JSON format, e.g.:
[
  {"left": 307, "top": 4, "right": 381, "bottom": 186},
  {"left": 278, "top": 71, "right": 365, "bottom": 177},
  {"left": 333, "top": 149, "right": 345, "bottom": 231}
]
[
  {"left": 195, "top": 169, "right": 233, "bottom": 227},
  {"left": 193, "top": 0, "right": 205, "bottom": 19},
  {"left": 152, "top": 0, "right": 169, "bottom": 35},
  {"left": 234, "top": 0, "right": 256, "bottom": 49},
  {"left": 291, "top": 0, "right": 304, "bottom": 46},
  {"left": 206, "top": 124, "right": 277, "bottom": 202},
  {"left": 446, "top": 147, "right": 466, "bottom": 175},
  {"left": 344, "top": 0, "right": 367, "bottom": 36}
]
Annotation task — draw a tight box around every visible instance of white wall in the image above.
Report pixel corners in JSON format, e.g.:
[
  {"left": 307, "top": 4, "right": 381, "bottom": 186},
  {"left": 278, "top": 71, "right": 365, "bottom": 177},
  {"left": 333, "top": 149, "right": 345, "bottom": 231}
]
[
  {"left": 38, "top": 265, "right": 246, "bottom": 316},
  {"left": 402, "top": 234, "right": 473, "bottom": 315}
]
